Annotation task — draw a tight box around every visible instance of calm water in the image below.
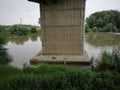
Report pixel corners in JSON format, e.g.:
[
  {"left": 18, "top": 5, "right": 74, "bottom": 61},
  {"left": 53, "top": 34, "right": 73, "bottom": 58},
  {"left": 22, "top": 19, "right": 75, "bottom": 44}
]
[{"left": 5, "top": 33, "right": 120, "bottom": 68}]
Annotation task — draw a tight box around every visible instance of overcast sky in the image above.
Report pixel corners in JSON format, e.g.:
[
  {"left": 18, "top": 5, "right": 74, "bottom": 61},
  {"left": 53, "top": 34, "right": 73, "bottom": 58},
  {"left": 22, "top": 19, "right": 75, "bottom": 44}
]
[{"left": 0, "top": 0, "right": 120, "bottom": 25}]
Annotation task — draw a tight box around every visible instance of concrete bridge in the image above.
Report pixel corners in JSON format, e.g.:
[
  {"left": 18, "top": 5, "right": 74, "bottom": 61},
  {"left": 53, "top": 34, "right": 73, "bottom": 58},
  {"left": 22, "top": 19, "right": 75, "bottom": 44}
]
[{"left": 28, "top": 0, "right": 90, "bottom": 66}]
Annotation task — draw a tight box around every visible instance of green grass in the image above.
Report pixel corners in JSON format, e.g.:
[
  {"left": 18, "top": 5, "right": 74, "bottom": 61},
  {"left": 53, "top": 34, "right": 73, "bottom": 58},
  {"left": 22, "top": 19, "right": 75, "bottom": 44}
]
[{"left": 0, "top": 64, "right": 120, "bottom": 90}]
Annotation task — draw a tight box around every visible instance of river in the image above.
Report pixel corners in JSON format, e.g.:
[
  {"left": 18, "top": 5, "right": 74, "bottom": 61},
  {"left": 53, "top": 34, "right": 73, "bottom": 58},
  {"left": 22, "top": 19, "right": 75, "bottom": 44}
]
[{"left": 5, "top": 32, "right": 120, "bottom": 68}]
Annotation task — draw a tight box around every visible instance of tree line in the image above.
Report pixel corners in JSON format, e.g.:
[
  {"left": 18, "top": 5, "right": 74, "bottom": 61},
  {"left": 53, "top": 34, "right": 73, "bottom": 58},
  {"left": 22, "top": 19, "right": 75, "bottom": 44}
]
[
  {"left": 0, "top": 24, "right": 40, "bottom": 36},
  {"left": 0, "top": 36, "right": 12, "bottom": 64},
  {"left": 0, "top": 24, "right": 40, "bottom": 64},
  {"left": 85, "top": 10, "right": 120, "bottom": 32}
]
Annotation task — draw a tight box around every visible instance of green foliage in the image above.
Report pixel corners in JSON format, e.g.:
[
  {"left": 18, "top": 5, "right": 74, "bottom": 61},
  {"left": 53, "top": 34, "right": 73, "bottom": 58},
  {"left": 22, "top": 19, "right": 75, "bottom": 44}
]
[
  {"left": 92, "top": 26, "right": 98, "bottom": 32},
  {"left": 86, "top": 10, "right": 120, "bottom": 32},
  {"left": 30, "top": 27, "right": 37, "bottom": 33},
  {"left": 0, "top": 64, "right": 120, "bottom": 90},
  {"left": 85, "top": 24, "right": 90, "bottom": 32},
  {"left": 10, "top": 25, "right": 29, "bottom": 35},
  {"left": 0, "top": 25, "right": 5, "bottom": 34},
  {"left": 103, "top": 23, "right": 116, "bottom": 32},
  {"left": 0, "top": 47, "right": 12, "bottom": 64},
  {"left": 92, "top": 71, "right": 115, "bottom": 90},
  {"left": 0, "top": 25, "right": 10, "bottom": 35},
  {"left": 0, "top": 24, "right": 40, "bottom": 36},
  {"left": 0, "top": 35, "right": 6, "bottom": 45},
  {"left": 91, "top": 46, "right": 120, "bottom": 72},
  {"left": 0, "top": 36, "right": 12, "bottom": 64}
]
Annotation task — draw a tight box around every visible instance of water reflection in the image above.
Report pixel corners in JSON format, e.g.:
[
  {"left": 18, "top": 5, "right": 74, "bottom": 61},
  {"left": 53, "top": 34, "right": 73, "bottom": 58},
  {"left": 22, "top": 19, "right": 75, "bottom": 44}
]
[
  {"left": 5, "top": 36, "right": 41, "bottom": 68},
  {"left": 84, "top": 42, "right": 113, "bottom": 58},
  {"left": 7, "top": 36, "right": 29, "bottom": 45},
  {"left": 4, "top": 33, "right": 120, "bottom": 68},
  {"left": 30, "top": 36, "right": 39, "bottom": 42},
  {"left": 7, "top": 35, "right": 40, "bottom": 45},
  {"left": 84, "top": 32, "right": 120, "bottom": 60},
  {"left": 86, "top": 32, "right": 120, "bottom": 46}
]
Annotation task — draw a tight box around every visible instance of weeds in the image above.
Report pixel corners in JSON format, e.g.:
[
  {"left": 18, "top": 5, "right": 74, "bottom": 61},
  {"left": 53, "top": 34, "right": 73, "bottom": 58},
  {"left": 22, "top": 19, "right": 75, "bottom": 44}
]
[
  {"left": 91, "top": 46, "right": 120, "bottom": 72},
  {"left": 0, "top": 64, "right": 120, "bottom": 90}
]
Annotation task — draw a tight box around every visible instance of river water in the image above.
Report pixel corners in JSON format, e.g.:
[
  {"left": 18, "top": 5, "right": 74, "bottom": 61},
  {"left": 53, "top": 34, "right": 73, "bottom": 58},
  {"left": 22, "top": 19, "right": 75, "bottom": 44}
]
[{"left": 5, "top": 33, "right": 120, "bottom": 68}]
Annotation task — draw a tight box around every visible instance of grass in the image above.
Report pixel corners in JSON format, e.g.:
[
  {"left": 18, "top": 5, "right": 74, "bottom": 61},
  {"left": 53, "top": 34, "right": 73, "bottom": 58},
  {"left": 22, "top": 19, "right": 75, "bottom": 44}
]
[
  {"left": 0, "top": 46, "right": 120, "bottom": 90},
  {"left": 0, "top": 64, "right": 120, "bottom": 90},
  {"left": 91, "top": 46, "right": 120, "bottom": 72}
]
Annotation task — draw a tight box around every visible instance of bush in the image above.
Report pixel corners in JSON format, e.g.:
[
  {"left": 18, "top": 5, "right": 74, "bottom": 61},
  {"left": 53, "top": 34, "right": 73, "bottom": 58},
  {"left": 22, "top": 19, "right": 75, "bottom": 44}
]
[
  {"left": 91, "top": 46, "right": 120, "bottom": 72},
  {"left": 0, "top": 36, "right": 12, "bottom": 64},
  {"left": 0, "top": 24, "right": 40, "bottom": 36},
  {"left": 0, "top": 64, "right": 120, "bottom": 90},
  {"left": 85, "top": 24, "right": 90, "bottom": 32},
  {"left": 10, "top": 25, "right": 28, "bottom": 35},
  {"left": 103, "top": 23, "right": 115, "bottom": 32},
  {"left": 92, "top": 26, "right": 98, "bottom": 32},
  {"left": 93, "top": 71, "right": 116, "bottom": 90},
  {"left": 0, "top": 25, "right": 5, "bottom": 34},
  {"left": 30, "top": 27, "right": 37, "bottom": 33}
]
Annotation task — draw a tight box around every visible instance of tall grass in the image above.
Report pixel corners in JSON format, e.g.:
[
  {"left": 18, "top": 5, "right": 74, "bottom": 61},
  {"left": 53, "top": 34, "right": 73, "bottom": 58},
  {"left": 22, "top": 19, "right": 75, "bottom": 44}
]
[
  {"left": 0, "top": 64, "right": 120, "bottom": 90},
  {"left": 0, "top": 46, "right": 120, "bottom": 90},
  {"left": 91, "top": 46, "right": 120, "bottom": 72}
]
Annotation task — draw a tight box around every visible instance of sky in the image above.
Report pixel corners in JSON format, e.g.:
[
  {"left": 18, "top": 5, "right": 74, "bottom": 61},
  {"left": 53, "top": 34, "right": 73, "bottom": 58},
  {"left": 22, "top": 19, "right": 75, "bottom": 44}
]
[{"left": 0, "top": 0, "right": 120, "bottom": 26}]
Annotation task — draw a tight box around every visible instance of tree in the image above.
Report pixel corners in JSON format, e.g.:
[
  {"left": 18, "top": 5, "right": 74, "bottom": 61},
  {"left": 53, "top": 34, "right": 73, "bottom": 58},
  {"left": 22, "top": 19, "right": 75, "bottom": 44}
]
[
  {"left": 0, "top": 36, "right": 12, "bottom": 64},
  {"left": 10, "top": 25, "right": 29, "bottom": 35},
  {"left": 0, "top": 25, "right": 5, "bottom": 34},
  {"left": 30, "top": 27, "right": 37, "bottom": 33},
  {"left": 86, "top": 10, "right": 120, "bottom": 32},
  {"left": 103, "top": 23, "right": 114, "bottom": 32},
  {"left": 92, "top": 26, "right": 97, "bottom": 32},
  {"left": 85, "top": 24, "right": 90, "bottom": 32}
]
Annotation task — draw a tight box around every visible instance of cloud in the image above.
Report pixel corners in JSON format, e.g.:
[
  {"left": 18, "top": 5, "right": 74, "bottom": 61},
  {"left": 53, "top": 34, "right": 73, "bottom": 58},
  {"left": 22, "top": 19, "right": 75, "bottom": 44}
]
[
  {"left": 85, "top": 0, "right": 120, "bottom": 17},
  {"left": 0, "top": 0, "right": 120, "bottom": 25}
]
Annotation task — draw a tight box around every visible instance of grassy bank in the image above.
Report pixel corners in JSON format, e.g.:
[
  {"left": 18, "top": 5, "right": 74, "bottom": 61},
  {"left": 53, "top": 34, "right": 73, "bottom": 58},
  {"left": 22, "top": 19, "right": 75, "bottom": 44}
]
[
  {"left": 0, "top": 46, "right": 120, "bottom": 90},
  {"left": 0, "top": 64, "right": 120, "bottom": 90},
  {"left": 0, "top": 24, "right": 41, "bottom": 37}
]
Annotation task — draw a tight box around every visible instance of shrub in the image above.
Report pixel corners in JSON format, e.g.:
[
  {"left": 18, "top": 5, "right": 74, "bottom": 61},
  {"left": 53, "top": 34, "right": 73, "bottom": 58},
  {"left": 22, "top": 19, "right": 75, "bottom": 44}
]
[
  {"left": 112, "top": 47, "right": 120, "bottom": 72},
  {"left": 30, "top": 27, "right": 37, "bottom": 33},
  {"left": 10, "top": 25, "right": 28, "bottom": 35},
  {"left": 91, "top": 46, "right": 120, "bottom": 72},
  {"left": 0, "top": 65, "right": 120, "bottom": 90},
  {"left": 92, "top": 26, "right": 98, "bottom": 32},
  {"left": 85, "top": 24, "right": 90, "bottom": 32},
  {"left": 103, "top": 23, "right": 115, "bottom": 32},
  {"left": 0, "top": 36, "right": 12, "bottom": 64},
  {"left": 92, "top": 71, "right": 116, "bottom": 90},
  {"left": 0, "top": 25, "right": 5, "bottom": 34}
]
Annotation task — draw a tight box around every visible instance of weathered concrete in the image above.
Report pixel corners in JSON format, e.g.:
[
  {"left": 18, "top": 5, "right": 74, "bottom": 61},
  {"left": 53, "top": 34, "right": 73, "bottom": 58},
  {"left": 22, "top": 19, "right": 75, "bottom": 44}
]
[
  {"left": 40, "top": 0, "right": 85, "bottom": 55},
  {"left": 30, "top": 50, "right": 90, "bottom": 65},
  {"left": 28, "top": 0, "right": 90, "bottom": 65}
]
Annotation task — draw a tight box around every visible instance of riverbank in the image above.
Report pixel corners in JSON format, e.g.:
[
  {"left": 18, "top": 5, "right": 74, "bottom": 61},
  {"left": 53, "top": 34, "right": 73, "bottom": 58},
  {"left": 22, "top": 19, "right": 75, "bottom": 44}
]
[
  {"left": 2, "top": 32, "right": 119, "bottom": 68},
  {"left": 0, "top": 64, "right": 120, "bottom": 90},
  {"left": 1, "top": 33, "right": 120, "bottom": 89},
  {"left": 0, "top": 24, "right": 41, "bottom": 37}
]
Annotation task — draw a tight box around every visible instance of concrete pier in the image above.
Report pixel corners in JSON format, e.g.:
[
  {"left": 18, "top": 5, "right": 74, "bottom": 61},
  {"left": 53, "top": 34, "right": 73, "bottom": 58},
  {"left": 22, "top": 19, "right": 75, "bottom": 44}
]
[
  {"left": 30, "top": 50, "right": 90, "bottom": 66},
  {"left": 28, "top": 0, "right": 90, "bottom": 66}
]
